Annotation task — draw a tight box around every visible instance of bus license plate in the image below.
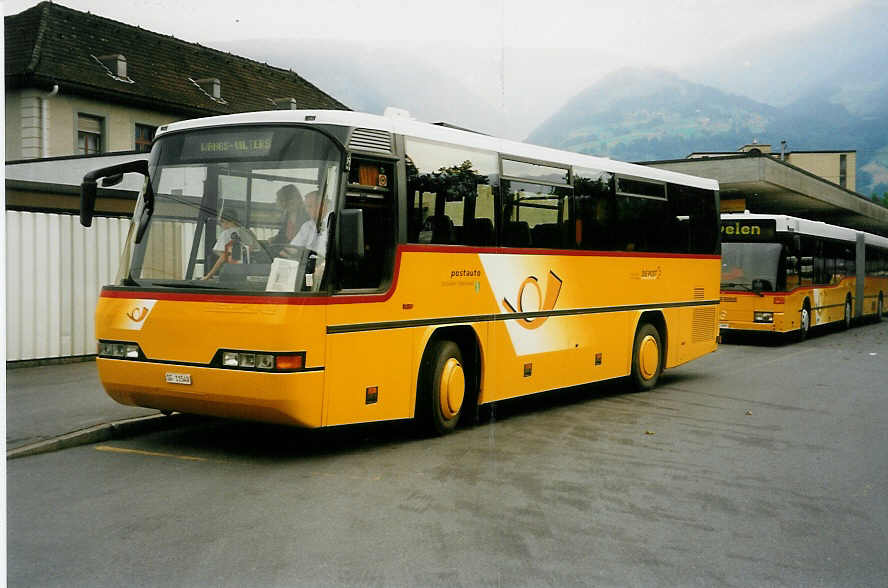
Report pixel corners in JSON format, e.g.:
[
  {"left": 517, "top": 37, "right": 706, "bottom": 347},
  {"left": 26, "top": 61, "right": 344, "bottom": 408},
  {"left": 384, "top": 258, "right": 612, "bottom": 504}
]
[
  {"left": 165, "top": 372, "right": 192, "bottom": 385},
  {"left": 719, "top": 323, "right": 730, "bottom": 329}
]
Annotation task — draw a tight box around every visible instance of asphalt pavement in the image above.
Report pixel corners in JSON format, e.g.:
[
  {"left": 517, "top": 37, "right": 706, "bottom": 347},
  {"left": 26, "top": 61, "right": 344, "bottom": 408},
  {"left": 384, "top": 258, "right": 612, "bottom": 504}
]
[
  {"left": 5, "top": 360, "right": 160, "bottom": 456},
  {"left": 7, "top": 320, "right": 888, "bottom": 586}
]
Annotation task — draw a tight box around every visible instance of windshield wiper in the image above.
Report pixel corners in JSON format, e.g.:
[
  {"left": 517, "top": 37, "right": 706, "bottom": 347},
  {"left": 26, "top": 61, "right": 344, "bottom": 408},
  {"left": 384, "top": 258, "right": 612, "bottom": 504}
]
[
  {"left": 721, "top": 282, "right": 764, "bottom": 297},
  {"left": 151, "top": 280, "right": 228, "bottom": 290}
]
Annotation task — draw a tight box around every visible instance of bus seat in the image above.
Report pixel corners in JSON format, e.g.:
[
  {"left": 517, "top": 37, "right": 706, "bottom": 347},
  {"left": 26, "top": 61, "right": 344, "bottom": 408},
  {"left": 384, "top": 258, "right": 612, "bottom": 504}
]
[
  {"left": 502, "top": 221, "right": 531, "bottom": 247},
  {"left": 407, "top": 208, "right": 423, "bottom": 242},
  {"left": 466, "top": 218, "right": 495, "bottom": 246},
  {"left": 430, "top": 214, "right": 454, "bottom": 244},
  {"left": 531, "top": 223, "right": 562, "bottom": 248}
]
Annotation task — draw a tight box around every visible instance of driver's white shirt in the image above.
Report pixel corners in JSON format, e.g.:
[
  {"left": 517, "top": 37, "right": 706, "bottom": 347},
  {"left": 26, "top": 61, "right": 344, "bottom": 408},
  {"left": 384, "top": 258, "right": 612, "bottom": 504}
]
[{"left": 289, "top": 219, "right": 328, "bottom": 253}]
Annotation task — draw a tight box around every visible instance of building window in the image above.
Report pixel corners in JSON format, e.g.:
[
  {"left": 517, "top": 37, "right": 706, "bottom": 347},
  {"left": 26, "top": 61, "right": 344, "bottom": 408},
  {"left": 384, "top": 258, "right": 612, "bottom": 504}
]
[
  {"left": 839, "top": 153, "right": 847, "bottom": 188},
  {"left": 77, "top": 114, "right": 103, "bottom": 155},
  {"left": 135, "top": 124, "right": 156, "bottom": 152}
]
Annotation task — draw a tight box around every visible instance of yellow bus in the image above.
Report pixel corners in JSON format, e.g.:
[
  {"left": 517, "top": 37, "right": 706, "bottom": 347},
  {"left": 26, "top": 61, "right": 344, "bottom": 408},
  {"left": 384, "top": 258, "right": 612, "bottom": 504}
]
[
  {"left": 80, "top": 109, "right": 720, "bottom": 435},
  {"left": 720, "top": 213, "right": 888, "bottom": 341}
]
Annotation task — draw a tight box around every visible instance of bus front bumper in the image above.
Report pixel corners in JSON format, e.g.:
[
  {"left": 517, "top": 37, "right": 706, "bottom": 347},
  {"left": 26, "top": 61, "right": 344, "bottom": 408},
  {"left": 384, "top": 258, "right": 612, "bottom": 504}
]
[
  {"left": 719, "top": 313, "right": 791, "bottom": 334},
  {"left": 97, "top": 358, "right": 325, "bottom": 427}
]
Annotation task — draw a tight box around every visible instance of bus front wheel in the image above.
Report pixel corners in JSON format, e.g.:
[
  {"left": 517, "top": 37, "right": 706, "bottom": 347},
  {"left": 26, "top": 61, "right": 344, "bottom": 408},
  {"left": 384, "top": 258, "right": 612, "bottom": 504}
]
[
  {"left": 630, "top": 323, "right": 663, "bottom": 392},
  {"left": 797, "top": 305, "right": 811, "bottom": 342},
  {"left": 417, "top": 340, "right": 465, "bottom": 436},
  {"left": 842, "top": 298, "right": 852, "bottom": 330}
]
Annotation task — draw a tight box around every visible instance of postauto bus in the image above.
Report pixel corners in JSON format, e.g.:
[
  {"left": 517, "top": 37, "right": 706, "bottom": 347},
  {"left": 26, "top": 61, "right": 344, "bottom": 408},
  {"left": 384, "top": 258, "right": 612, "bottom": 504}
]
[
  {"left": 80, "top": 109, "right": 721, "bottom": 435},
  {"left": 720, "top": 213, "right": 888, "bottom": 340}
]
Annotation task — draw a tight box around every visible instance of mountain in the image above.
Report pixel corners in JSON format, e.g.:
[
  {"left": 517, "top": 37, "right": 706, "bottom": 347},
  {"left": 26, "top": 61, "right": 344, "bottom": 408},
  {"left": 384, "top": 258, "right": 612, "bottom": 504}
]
[
  {"left": 526, "top": 67, "right": 888, "bottom": 196},
  {"left": 527, "top": 68, "right": 778, "bottom": 160},
  {"left": 683, "top": 2, "right": 888, "bottom": 119}
]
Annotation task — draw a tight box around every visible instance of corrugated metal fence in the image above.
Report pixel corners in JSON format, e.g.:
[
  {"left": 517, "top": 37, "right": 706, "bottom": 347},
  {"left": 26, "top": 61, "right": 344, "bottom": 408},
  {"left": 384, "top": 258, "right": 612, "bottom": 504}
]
[{"left": 6, "top": 211, "right": 130, "bottom": 361}]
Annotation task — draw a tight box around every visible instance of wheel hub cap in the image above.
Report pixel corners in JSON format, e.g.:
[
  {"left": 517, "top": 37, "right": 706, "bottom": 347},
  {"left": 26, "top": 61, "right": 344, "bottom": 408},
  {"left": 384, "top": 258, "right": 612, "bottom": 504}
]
[
  {"left": 439, "top": 358, "right": 465, "bottom": 419},
  {"left": 639, "top": 335, "right": 659, "bottom": 380}
]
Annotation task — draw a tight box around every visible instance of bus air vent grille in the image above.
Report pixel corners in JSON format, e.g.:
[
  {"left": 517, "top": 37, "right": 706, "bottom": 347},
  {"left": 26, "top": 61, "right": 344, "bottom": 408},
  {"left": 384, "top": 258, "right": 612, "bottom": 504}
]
[
  {"left": 692, "top": 307, "right": 717, "bottom": 342},
  {"left": 348, "top": 128, "right": 393, "bottom": 154},
  {"left": 693, "top": 287, "right": 705, "bottom": 300}
]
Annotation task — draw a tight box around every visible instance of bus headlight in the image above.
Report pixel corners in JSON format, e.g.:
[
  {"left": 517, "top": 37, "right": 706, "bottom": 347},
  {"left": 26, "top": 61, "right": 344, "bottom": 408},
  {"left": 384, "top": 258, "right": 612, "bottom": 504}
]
[
  {"left": 754, "top": 311, "right": 774, "bottom": 323},
  {"left": 98, "top": 340, "right": 143, "bottom": 359},
  {"left": 218, "top": 350, "right": 301, "bottom": 371}
]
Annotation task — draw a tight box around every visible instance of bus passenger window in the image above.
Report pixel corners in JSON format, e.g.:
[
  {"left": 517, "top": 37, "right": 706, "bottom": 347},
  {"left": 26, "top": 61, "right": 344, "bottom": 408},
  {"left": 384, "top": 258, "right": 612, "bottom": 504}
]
[{"left": 405, "top": 138, "right": 498, "bottom": 247}]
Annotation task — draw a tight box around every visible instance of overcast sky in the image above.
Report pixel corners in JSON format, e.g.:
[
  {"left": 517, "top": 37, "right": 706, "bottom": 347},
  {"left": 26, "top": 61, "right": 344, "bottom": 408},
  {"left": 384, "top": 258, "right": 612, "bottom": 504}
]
[
  {"left": 4, "top": 0, "right": 883, "bottom": 138},
  {"left": 2, "top": 0, "right": 868, "bottom": 66}
]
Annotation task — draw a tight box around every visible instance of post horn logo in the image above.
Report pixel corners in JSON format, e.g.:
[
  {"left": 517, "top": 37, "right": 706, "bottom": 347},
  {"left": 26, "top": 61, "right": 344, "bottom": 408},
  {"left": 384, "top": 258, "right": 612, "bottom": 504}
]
[
  {"left": 503, "top": 270, "right": 563, "bottom": 330},
  {"left": 126, "top": 306, "right": 151, "bottom": 323}
]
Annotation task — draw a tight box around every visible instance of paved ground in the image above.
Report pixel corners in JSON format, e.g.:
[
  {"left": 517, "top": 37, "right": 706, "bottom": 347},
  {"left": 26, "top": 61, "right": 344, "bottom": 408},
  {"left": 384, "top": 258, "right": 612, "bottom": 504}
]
[
  {"left": 6, "top": 321, "right": 888, "bottom": 586},
  {"left": 5, "top": 360, "right": 156, "bottom": 449}
]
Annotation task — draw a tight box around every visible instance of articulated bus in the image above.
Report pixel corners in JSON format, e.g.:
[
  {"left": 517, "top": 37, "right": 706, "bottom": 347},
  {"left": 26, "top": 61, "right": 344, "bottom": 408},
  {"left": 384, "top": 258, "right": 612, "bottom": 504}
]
[
  {"left": 720, "top": 213, "right": 888, "bottom": 340},
  {"left": 80, "top": 109, "right": 720, "bottom": 435}
]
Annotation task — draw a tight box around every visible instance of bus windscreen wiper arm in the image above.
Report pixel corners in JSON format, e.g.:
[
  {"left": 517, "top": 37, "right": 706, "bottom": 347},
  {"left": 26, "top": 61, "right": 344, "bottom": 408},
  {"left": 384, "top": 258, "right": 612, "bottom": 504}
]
[
  {"left": 151, "top": 281, "right": 228, "bottom": 290},
  {"left": 721, "top": 282, "right": 764, "bottom": 297}
]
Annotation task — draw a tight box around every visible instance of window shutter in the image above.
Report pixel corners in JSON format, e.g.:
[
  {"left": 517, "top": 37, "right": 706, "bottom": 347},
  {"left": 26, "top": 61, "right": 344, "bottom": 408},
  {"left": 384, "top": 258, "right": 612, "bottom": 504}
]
[{"left": 78, "top": 115, "right": 102, "bottom": 134}]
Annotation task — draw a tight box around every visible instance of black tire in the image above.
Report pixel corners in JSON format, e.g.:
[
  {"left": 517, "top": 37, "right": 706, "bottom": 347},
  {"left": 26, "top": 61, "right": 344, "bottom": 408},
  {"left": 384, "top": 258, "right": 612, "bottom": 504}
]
[
  {"left": 797, "top": 303, "right": 811, "bottom": 342},
  {"left": 842, "top": 298, "right": 852, "bottom": 330},
  {"left": 877, "top": 296, "right": 884, "bottom": 322},
  {"left": 630, "top": 322, "right": 663, "bottom": 392},
  {"left": 417, "top": 340, "right": 466, "bottom": 436}
]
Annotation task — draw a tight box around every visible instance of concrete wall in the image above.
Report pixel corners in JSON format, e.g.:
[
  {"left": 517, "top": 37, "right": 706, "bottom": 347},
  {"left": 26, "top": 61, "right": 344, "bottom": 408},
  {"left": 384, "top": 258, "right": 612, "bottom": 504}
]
[
  {"left": 5, "top": 87, "right": 181, "bottom": 160},
  {"left": 786, "top": 152, "right": 856, "bottom": 192},
  {"left": 5, "top": 89, "right": 23, "bottom": 158}
]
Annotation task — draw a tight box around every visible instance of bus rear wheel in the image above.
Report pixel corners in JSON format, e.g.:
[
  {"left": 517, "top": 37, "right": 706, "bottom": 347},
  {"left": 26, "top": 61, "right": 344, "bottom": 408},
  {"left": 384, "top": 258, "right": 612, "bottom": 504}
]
[
  {"left": 630, "top": 323, "right": 663, "bottom": 392},
  {"left": 417, "top": 340, "right": 465, "bottom": 436},
  {"left": 842, "top": 298, "right": 852, "bottom": 330}
]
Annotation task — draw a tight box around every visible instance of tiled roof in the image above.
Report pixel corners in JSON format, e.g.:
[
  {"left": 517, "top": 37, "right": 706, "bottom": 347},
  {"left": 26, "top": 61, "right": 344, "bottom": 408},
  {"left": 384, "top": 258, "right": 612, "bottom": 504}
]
[{"left": 4, "top": 1, "right": 350, "bottom": 116}]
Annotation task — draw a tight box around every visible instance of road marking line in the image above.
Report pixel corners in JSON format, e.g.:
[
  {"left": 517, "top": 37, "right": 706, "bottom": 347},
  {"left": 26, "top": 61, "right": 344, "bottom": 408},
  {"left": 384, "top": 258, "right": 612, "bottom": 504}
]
[{"left": 95, "top": 445, "right": 206, "bottom": 462}]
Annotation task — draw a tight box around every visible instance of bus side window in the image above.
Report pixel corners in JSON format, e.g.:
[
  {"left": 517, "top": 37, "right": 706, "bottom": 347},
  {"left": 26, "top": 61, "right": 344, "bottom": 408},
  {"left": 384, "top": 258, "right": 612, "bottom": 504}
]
[
  {"left": 573, "top": 169, "right": 615, "bottom": 251},
  {"left": 343, "top": 158, "right": 396, "bottom": 289},
  {"left": 784, "top": 251, "right": 799, "bottom": 290},
  {"left": 405, "top": 138, "right": 498, "bottom": 247},
  {"left": 799, "top": 236, "right": 816, "bottom": 287}
]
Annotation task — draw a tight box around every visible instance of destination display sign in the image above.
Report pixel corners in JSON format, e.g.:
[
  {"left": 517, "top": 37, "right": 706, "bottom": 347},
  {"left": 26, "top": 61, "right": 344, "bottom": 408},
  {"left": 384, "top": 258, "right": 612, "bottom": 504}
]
[
  {"left": 720, "top": 219, "right": 777, "bottom": 242},
  {"left": 181, "top": 130, "right": 275, "bottom": 160}
]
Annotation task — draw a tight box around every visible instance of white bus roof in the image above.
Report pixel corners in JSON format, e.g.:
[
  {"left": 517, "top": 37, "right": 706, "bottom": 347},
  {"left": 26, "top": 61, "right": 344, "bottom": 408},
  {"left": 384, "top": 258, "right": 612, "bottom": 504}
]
[
  {"left": 156, "top": 109, "right": 719, "bottom": 192},
  {"left": 722, "top": 212, "right": 888, "bottom": 248}
]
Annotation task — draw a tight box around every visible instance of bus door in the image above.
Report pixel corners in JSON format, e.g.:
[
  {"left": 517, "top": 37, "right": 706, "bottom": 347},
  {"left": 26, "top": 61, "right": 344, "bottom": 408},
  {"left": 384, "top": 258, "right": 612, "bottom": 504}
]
[{"left": 324, "top": 155, "right": 410, "bottom": 426}]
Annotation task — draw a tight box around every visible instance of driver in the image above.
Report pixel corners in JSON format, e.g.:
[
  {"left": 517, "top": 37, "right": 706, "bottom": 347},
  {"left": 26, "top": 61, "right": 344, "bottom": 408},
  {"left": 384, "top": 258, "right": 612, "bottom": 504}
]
[{"left": 287, "top": 190, "right": 328, "bottom": 255}]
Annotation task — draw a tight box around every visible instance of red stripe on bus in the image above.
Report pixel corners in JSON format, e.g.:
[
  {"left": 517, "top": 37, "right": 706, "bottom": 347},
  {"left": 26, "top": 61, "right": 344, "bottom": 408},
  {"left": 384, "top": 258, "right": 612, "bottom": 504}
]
[
  {"left": 720, "top": 278, "right": 857, "bottom": 297},
  {"left": 400, "top": 243, "right": 719, "bottom": 259},
  {"left": 102, "top": 244, "right": 719, "bottom": 304}
]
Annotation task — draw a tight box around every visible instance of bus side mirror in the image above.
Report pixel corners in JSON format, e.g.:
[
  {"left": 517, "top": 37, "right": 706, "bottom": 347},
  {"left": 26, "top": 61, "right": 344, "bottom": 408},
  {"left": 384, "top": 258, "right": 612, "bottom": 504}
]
[
  {"left": 80, "top": 180, "right": 98, "bottom": 227},
  {"left": 80, "top": 159, "right": 149, "bottom": 228},
  {"left": 340, "top": 209, "right": 365, "bottom": 261},
  {"left": 101, "top": 173, "right": 124, "bottom": 187}
]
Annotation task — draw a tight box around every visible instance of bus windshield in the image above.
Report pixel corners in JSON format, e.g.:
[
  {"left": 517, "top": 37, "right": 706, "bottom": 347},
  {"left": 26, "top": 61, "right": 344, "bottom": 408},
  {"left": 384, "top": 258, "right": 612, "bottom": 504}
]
[
  {"left": 721, "top": 242, "right": 783, "bottom": 292},
  {"left": 128, "top": 125, "right": 342, "bottom": 292}
]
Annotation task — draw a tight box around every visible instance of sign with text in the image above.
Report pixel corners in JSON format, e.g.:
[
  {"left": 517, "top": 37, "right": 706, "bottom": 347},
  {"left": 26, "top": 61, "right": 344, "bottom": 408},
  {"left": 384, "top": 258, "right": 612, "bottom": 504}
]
[
  {"left": 182, "top": 130, "right": 274, "bottom": 160},
  {"left": 720, "top": 219, "right": 776, "bottom": 242}
]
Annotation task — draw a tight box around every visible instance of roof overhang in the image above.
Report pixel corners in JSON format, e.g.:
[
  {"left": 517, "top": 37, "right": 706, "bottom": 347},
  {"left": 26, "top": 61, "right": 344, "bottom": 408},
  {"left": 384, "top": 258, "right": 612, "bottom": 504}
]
[{"left": 643, "top": 155, "right": 888, "bottom": 237}]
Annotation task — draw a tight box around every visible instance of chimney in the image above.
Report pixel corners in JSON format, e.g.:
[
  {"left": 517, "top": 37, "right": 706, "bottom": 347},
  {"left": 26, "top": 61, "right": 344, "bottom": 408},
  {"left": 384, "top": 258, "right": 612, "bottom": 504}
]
[
  {"left": 96, "top": 54, "right": 128, "bottom": 79},
  {"left": 273, "top": 97, "right": 298, "bottom": 110},
  {"left": 195, "top": 78, "right": 222, "bottom": 100}
]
